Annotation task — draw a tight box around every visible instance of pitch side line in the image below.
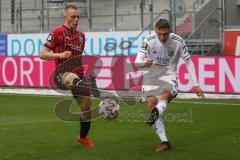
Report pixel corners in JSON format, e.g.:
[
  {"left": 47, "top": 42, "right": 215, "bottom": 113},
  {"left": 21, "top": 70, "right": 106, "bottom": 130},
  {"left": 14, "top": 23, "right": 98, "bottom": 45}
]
[
  {"left": 173, "top": 101, "right": 240, "bottom": 106},
  {"left": 1, "top": 88, "right": 240, "bottom": 102}
]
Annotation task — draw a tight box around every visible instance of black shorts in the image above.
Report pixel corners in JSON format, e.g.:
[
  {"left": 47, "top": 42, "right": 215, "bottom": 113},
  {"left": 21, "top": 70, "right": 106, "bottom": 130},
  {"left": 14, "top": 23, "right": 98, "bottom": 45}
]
[{"left": 54, "top": 71, "right": 91, "bottom": 99}]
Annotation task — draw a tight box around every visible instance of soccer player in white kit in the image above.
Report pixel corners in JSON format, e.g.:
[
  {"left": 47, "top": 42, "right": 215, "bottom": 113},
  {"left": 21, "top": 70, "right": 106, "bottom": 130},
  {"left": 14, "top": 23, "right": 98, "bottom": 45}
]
[{"left": 135, "top": 19, "right": 205, "bottom": 152}]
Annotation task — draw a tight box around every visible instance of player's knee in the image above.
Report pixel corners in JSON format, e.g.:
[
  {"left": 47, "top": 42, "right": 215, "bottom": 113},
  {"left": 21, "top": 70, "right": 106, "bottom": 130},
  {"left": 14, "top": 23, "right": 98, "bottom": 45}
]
[
  {"left": 146, "top": 96, "right": 158, "bottom": 110},
  {"left": 159, "top": 90, "right": 173, "bottom": 101},
  {"left": 62, "top": 72, "right": 78, "bottom": 86}
]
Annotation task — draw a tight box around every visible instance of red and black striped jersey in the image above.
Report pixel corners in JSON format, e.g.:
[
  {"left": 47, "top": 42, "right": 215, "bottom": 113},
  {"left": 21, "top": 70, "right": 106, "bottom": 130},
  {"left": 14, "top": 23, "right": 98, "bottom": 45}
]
[{"left": 44, "top": 25, "right": 85, "bottom": 75}]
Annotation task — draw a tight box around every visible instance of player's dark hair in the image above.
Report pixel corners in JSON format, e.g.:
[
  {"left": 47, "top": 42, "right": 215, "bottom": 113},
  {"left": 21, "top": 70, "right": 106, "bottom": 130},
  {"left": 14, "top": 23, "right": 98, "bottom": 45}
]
[{"left": 155, "top": 19, "right": 171, "bottom": 29}]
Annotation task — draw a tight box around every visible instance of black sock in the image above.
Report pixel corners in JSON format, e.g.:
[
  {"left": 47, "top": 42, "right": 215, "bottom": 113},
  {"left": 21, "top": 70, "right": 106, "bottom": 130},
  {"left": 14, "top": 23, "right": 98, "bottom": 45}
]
[
  {"left": 73, "top": 78, "right": 82, "bottom": 87},
  {"left": 161, "top": 141, "right": 171, "bottom": 148},
  {"left": 80, "top": 118, "right": 91, "bottom": 138}
]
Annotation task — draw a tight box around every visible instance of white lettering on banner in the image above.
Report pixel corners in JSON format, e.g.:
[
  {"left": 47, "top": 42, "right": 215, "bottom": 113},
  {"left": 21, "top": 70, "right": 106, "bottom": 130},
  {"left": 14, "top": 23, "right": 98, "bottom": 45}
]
[
  {"left": 97, "top": 79, "right": 112, "bottom": 88},
  {"left": 219, "top": 58, "right": 240, "bottom": 92},
  {"left": 235, "top": 36, "right": 240, "bottom": 56},
  {"left": 95, "top": 57, "right": 114, "bottom": 67},
  {"left": 1, "top": 57, "right": 45, "bottom": 87},
  {"left": 125, "top": 57, "right": 147, "bottom": 89},
  {"left": 34, "top": 57, "right": 44, "bottom": 86},
  {"left": 20, "top": 58, "right": 33, "bottom": 86},
  {"left": 2, "top": 57, "right": 17, "bottom": 85},
  {"left": 95, "top": 57, "right": 114, "bottom": 88},
  {"left": 198, "top": 58, "right": 215, "bottom": 92},
  {"left": 96, "top": 68, "right": 112, "bottom": 77},
  {"left": 1, "top": 56, "right": 240, "bottom": 93}
]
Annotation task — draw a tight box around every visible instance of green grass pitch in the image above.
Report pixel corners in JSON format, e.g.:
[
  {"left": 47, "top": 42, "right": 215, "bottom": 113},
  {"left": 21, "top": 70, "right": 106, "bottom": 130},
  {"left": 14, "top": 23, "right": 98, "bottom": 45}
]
[{"left": 0, "top": 94, "right": 240, "bottom": 160}]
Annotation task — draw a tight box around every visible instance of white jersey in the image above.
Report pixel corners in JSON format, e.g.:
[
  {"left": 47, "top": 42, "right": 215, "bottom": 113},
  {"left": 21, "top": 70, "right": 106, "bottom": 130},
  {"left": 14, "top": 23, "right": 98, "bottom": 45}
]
[
  {"left": 136, "top": 33, "right": 190, "bottom": 75},
  {"left": 135, "top": 33, "right": 199, "bottom": 97}
]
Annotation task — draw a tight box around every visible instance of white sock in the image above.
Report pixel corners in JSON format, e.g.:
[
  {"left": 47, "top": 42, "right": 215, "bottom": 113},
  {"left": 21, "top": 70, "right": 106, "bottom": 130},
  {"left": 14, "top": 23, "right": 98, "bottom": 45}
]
[
  {"left": 140, "top": 96, "right": 146, "bottom": 103},
  {"left": 154, "top": 100, "right": 168, "bottom": 142},
  {"left": 154, "top": 119, "right": 168, "bottom": 142}
]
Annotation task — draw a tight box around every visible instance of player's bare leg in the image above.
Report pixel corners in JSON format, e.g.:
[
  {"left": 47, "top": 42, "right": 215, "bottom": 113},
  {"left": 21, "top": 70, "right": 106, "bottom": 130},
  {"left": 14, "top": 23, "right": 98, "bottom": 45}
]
[
  {"left": 146, "top": 91, "right": 172, "bottom": 152},
  {"left": 61, "top": 72, "right": 94, "bottom": 149},
  {"left": 61, "top": 72, "right": 100, "bottom": 98},
  {"left": 61, "top": 72, "right": 83, "bottom": 89}
]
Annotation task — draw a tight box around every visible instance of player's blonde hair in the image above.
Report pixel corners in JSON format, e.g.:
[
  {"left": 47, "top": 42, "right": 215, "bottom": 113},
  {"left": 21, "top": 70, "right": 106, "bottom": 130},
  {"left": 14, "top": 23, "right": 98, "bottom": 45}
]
[{"left": 63, "top": 4, "right": 79, "bottom": 16}]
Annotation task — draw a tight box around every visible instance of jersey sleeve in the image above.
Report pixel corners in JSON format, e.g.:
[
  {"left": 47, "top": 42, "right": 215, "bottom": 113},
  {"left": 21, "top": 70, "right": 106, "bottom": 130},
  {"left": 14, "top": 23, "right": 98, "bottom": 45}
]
[
  {"left": 179, "top": 40, "right": 199, "bottom": 86},
  {"left": 180, "top": 40, "right": 190, "bottom": 61},
  {"left": 135, "top": 38, "right": 149, "bottom": 63},
  {"left": 81, "top": 32, "right": 85, "bottom": 51},
  {"left": 184, "top": 58, "right": 199, "bottom": 86},
  {"left": 44, "top": 30, "right": 59, "bottom": 50}
]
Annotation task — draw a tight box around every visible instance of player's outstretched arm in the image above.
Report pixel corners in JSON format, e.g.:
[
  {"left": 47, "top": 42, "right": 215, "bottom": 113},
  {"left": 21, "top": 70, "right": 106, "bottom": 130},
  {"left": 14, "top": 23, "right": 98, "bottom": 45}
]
[
  {"left": 40, "top": 46, "right": 72, "bottom": 60},
  {"left": 183, "top": 58, "right": 205, "bottom": 99}
]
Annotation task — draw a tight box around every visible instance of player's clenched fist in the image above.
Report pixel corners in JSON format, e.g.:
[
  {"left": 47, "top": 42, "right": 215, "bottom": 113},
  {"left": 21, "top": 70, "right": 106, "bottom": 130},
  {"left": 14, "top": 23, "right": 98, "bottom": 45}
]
[
  {"left": 145, "top": 59, "right": 153, "bottom": 67},
  {"left": 59, "top": 51, "right": 72, "bottom": 59}
]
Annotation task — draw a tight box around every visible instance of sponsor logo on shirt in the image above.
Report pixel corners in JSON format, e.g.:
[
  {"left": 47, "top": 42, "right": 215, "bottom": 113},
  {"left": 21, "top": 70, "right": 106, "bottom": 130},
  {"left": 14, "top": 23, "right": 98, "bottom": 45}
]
[
  {"left": 155, "top": 57, "right": 170, "bottom": 65},
  {"left": 66, "top": 43, "right": 83, "bottom": 52},
  {"left": 168, "top": 51, "right": 174, "bottom": 57}
]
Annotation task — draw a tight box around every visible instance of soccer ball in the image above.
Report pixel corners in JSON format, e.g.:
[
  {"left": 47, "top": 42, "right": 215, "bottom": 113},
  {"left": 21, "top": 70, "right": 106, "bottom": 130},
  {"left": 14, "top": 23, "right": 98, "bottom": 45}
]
[{"left": 98, "top": 99, "right": 120, "bottom": 120}]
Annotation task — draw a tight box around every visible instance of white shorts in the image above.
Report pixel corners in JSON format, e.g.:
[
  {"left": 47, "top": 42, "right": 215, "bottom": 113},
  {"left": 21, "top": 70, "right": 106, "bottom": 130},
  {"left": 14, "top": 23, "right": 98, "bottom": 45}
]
[{"left": 141, "top": 69, "right": 178, "bottom": 99}]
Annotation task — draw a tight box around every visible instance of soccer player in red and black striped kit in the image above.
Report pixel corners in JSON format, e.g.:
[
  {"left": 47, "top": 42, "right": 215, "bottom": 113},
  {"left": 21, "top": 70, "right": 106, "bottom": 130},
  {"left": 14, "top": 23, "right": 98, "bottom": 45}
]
[{"left": 40, "top": 5, "right": 96, "bottom": 149}]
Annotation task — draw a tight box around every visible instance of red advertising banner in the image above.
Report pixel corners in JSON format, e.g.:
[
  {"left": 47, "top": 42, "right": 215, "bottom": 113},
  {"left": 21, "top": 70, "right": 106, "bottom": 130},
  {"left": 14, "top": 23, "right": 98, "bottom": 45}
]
[
  {"left": 178, "top": 56, "right": 240, "bottom": 93},
  {"left": 0, "top": 57, "right": 55, "bottom": 87},
  {"left": 0, "top": 56, "right": 240, "bottom": 94}
]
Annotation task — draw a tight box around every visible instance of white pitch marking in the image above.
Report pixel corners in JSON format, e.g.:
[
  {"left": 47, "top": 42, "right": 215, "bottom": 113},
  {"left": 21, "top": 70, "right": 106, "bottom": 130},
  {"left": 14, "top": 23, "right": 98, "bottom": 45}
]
[{"left": 173, "top": 101, "right": 240, "bottom": 106}]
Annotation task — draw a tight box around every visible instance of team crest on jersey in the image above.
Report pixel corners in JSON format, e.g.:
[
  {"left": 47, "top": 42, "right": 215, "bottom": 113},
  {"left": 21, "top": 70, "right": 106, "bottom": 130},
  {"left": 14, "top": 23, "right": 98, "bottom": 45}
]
[
  {"left": 46, "top": 34, "right": 53, "bottom": 43},
  {"left": 141, "top": 42, "right": 148, "bottom": 51}
]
